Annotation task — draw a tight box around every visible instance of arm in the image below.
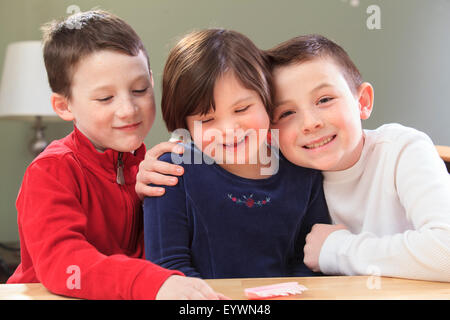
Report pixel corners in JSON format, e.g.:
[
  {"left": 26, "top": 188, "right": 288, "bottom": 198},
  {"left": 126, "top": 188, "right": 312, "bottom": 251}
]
[
  {"left": 136, "top": 142, "right": 185, "bottom": 200},
  {"left": 17, "top": 156, "right": 180, "bottom": 299},
  {"left": 303, "top": 223, "right": 347, "bottom": 272},
  {"left": 290, "top": 171, "right": 331, "bottom": 275},
  {"left": 143, "top": 154, "right": 201, "bottom": 278},
  {"left": 318, "top": 133, "right": 450, "bottom": 281},
  {"left": 19, "top": 156, "right": 220, "bottom": 299}
]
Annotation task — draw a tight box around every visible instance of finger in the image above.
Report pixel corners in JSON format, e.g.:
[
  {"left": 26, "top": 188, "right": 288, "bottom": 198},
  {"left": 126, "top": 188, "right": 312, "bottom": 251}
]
[
  {"left": 218, "top": 293, "right": 232, "bottom": 300},
  {"left": 151, "top": 160, "right": 184, "bottom": 176},
  {"left": 136, "top": 184, "right": 165, "bottom": 199},
  {"left": 303, "top": 242, "right": 312, "bottom": 255},
  {"left": 139, "top": 156, "right": 184, "bottom": 176},
  {"left": 303, "top": 256, "right": 312, "bottom": 268},
  {"left": 189, "top": 279, "right": 218, "bottom": 300},
  {"left": 146, "top": 142, "right": 184, "bottom": 159},
  {"left": 145, "top": 171, "right": 179, "bottom": 187},
  {"left": 303, "top": 246, "right": 309, "bottom": 256},
  {"left": 187, "top": 289, "right": 209, "bottom": 300},
  {"left": 305, "top": 232, "right": 312, "bottom": 242},
  {"left": 197, "top": 283, "right": 221, "bottom": 300}
]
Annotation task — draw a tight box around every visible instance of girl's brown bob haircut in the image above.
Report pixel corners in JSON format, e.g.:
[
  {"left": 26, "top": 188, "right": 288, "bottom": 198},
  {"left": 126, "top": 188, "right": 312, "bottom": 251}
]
[
  {"left": 161, "top": 29, "right": 274, "bottom": 132},
  {"left": 266, "top": 34, "right": 363, "bottom": 95}
]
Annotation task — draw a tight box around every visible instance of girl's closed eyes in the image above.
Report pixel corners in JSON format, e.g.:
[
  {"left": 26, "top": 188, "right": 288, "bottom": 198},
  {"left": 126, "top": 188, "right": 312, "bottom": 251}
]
[
  {"left": 235, "top": 105, "right": 251, "bottom": 113},
  {"left": 96, "top": 95, "right": 113, "bottom": 103},
  {"left": 201, "top": 117, "right": 214, "bottom": 124},
  {"left": 196, "top": 104, "right": 253, "bottom": 124}
]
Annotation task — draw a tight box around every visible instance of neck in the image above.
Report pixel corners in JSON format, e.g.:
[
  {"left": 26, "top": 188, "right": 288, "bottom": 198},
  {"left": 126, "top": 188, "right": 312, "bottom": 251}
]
[{"left": 339, "top": 133, "right": 366, "bottom": 171}]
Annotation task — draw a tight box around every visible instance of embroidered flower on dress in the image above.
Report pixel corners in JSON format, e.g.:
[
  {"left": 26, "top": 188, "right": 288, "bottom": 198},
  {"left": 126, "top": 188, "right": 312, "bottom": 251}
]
[{"left": 227, "top": 194, "right": 270, "bottom": 208}]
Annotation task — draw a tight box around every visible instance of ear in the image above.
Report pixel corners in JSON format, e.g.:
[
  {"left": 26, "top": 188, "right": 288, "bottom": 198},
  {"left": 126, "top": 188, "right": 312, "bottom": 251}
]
[
  {"left": 51, "top": 93, "right": 74, "bottom": 121},
  {"left": 356, "top": 82, "right": 374, "bottom": 120}
]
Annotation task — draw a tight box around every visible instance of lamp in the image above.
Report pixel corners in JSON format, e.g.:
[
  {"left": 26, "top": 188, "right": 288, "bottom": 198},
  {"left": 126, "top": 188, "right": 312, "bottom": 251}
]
[{"left": 0, "top": 41, "right": 58, "bottom": 156}]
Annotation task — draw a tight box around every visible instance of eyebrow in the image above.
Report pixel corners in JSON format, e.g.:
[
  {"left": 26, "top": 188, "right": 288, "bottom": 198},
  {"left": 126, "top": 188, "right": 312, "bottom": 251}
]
[
  {"left": 230, "top": 95, "right": 255, "bottom": 107},
  {"left": 91, "top": 74, "right": 150, "bottom": 93},
  {"left": 275, "top": 82, "right": 335, "bottom": 107},
  {"left": 200, "top": 95, "right": 255, "bottom": 114},
  {"left": 311, "top": 82, "right": 334, "bottom": 92},
  {"left": 192, "top": 95, "right": 255, "bottom": 119}
]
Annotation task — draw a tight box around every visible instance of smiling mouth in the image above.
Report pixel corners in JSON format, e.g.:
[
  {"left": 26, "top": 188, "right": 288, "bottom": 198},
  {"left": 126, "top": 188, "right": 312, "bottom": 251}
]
[
  {"left": 303, "top": 135, "right": 336, "bottom": 149},
  {"left": 115, "top": 122, "right": 141, "bottom": 130},
  {"left": 223, "top": 135, "right": 248, "bottom": 148}
]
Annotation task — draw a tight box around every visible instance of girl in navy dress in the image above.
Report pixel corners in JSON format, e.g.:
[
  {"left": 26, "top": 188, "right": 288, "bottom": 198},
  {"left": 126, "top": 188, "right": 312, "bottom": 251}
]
[{"left": 143, "top": 29, "right": 330, "bottom": 279}]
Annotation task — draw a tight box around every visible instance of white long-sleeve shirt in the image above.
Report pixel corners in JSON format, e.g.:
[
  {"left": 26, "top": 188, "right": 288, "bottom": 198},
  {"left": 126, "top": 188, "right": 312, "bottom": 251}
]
[{"left": 319, "top": 123, "right": 450, "bottom": 281}]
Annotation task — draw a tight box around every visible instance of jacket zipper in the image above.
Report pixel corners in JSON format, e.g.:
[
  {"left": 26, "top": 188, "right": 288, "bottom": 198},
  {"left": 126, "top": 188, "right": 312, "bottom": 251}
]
[
  {"left": 116, "top": 152, "right": 140, "bottom": 253},
  {"left": 116, "top": 152, "right": 125, "bottom": 185}
]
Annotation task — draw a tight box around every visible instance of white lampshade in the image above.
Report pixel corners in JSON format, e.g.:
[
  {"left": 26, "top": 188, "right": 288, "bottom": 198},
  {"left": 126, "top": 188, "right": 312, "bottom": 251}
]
[{"left": 0, "top": 41, "right": 57, "bottom": 121}]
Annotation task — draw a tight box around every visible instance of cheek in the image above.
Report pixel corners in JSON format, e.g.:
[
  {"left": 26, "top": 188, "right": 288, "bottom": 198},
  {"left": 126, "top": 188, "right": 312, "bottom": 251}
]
[
  {"left": 277, "top": 125, "right": 310, "bottom": 166},
  {"left": 186, "top": 120, "right": 200, "bottom": 143},
  {"left": 82, "top": 109, "right": 108, "bottom": 127},
  {"left": 249, "top": 109, "right": 270, "bottom": 130},
  {"left": 330, "top": 101, "right": 360, "bottom": 130},
  {"left": 188, "top": 125, "right": 215, "bottom": 152},
  {"left": 246, "top": 111, "right": 270, "bottom": 141},
  {"left": 278, "top": 123, "right": 298, "bottom": 150},
  {"left": 145, "top": 104, "right": 156, "bottom": 128},
  {"left": 335, "top": 111, "right": 362, "bottom": 144},
  {"left": 201, "top": 129, "right": 215, "bottom": 147}
]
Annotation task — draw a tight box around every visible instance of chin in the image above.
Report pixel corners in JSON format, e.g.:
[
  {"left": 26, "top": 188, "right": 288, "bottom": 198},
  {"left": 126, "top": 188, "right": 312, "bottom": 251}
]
[
  {"left": 311, "top": 160, "right": 341, "bottom": 171},
  {"left": 116, "top": 141, "right": 144, "bottom": 153},
  {"left": 285, "top": 154, "right": 322, "bottom": 171}
]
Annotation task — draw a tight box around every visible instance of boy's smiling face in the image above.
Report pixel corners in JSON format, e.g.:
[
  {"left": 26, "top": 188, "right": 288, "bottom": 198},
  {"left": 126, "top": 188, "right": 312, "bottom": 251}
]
[
  {"left": 59, "top": 49, "right": 155, "bottom": 152},
  {"left": 271, "top": 57, "right": 373, "bottom": 171}
]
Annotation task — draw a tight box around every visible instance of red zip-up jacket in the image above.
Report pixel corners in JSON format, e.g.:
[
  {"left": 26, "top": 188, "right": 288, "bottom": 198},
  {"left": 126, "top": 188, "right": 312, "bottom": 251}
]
[{"left": 7, "top": 126, "right": 182, "bottom": 299}]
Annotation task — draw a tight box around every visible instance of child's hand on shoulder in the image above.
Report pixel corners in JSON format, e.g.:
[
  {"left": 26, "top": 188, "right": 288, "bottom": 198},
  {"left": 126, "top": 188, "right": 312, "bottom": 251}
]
[
  {"left": 156, "top": 275, "right": 229, "bottom": 300},
  {"left": 304, "top": 223, "right": 348, "bottom": 272},
  {"left": 135, "top": 141, "right": 185, "bottom": 200}
]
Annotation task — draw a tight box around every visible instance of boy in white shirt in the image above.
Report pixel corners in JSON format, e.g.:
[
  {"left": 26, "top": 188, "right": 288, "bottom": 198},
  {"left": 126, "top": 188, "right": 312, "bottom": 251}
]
[
  {"left": 136, "top": 34, "right": 450, "bottom": 282},
  {"left": 266, "top": 35, "right": 450, "bottom": 281}
]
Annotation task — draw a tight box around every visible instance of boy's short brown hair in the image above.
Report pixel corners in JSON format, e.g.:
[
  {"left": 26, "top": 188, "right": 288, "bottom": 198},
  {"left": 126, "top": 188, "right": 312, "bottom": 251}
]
[
  {"left": 266, "top": 34, "right": 363, "bottom": 94},
  {"left": 161, "top": 29, "right": 274, "bottom": 132},
  {"left": 41, "top": 10, "right": 149, "bottom": 99}
]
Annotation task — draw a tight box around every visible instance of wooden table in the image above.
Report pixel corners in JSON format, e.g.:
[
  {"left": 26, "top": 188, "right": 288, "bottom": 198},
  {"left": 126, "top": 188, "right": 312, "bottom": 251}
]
[
  {"left": 0, "top": 276, "right": 449, "bottom": 300},
  {"left": 0, "top": 283, "right": 76, "bottom": 300},
  {"left": 206, "top": 276, "right": 450, "bottom": 300}
]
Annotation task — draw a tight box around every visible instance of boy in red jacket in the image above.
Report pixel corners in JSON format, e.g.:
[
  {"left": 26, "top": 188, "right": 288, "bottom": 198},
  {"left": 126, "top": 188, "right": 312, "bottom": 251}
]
[{"left": 7, "top": 10, "right": 224, "bottom": 300}]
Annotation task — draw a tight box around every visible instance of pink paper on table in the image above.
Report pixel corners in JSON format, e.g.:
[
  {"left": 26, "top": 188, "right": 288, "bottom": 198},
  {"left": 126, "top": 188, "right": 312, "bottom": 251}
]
[{"left": 244, "top": 281, "right": 308, "bottom": 299}]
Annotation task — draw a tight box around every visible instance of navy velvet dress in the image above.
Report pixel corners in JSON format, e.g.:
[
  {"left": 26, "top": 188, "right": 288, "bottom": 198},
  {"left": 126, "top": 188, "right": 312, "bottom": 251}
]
[{"left": 144, "top": 143, "right": 330, "bottom": 279}]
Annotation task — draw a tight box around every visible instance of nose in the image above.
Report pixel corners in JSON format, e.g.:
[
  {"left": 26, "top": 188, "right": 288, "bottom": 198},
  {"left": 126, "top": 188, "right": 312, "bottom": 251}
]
[
  {"left": 301, "top": 108, "right": 323, "bottom": 134},
  {"left": 116, "top": 94, "right": 138, "bottom": 119},
  {"left": 217, "top": 119, "right": 242, "bottom": 140}
]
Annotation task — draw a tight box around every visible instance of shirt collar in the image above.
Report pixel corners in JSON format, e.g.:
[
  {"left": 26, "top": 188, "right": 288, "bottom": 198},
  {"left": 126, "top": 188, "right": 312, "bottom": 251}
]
[{"left": 71, "top": 125, "right": 146, "bottom": 184}]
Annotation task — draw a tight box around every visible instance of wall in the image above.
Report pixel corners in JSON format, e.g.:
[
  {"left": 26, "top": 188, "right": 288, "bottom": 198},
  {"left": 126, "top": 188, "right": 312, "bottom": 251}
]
[{"left": 0, "top": 0, "right": 449, "bottom": 242}]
